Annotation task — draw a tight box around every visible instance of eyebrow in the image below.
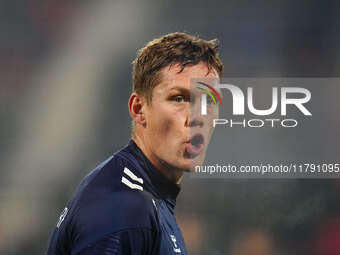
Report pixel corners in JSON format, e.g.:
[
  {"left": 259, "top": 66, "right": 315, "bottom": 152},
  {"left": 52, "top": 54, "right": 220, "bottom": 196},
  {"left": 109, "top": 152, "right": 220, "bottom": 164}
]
[{"left": 169, "top": 87, "right": 190, "bottom": 94}]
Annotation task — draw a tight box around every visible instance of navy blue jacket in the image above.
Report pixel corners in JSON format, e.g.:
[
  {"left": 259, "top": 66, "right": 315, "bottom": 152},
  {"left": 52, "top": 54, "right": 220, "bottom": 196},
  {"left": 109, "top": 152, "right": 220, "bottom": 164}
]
[{"left": 47, "top": 140, "right": 187, "bottom": 255}]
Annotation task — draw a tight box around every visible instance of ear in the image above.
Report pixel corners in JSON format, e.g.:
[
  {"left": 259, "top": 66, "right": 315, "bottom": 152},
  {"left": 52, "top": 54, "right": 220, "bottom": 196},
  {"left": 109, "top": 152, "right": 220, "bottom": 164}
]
[{"left": 128, "top": 93, "right": 146, "bottom": 125}]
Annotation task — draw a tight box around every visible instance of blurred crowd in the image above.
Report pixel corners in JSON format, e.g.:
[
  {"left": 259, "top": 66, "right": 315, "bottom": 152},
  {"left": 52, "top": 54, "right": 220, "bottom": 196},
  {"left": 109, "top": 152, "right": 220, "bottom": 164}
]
[{"left": 0, "top": 0, "right": 81, "bottom": 98}]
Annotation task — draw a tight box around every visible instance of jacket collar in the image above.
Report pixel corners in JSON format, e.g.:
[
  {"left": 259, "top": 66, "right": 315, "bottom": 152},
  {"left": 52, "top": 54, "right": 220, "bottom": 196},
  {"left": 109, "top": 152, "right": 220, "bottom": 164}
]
[{"left": 122, "top": 139, "right": 181, "bottom": 210}]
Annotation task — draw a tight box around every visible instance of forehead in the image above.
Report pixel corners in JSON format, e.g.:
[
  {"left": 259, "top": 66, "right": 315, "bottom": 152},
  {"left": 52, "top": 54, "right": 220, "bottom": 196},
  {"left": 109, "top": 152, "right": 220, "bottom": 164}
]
[{"left": 156, "top": 62, "right": 218, "bottom": 91}]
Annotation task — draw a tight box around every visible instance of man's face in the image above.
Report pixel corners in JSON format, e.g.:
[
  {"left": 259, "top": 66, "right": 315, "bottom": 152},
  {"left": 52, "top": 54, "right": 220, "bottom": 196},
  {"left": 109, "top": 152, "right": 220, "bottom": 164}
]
[{"left": 142, "top": 62, "right": 219, "bottom": 172}]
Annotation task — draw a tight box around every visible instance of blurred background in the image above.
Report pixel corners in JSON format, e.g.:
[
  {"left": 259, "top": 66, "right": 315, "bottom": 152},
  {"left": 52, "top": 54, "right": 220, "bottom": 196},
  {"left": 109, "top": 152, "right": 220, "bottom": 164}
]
[{"left": 1, "top": 0, "right": 340, "bottom": 254}]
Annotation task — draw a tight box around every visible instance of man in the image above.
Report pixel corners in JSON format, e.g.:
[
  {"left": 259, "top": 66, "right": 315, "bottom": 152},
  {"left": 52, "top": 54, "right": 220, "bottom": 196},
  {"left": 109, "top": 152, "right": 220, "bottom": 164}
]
[{"left": 47, "top": 32, "right": 223, "bottom": 255}]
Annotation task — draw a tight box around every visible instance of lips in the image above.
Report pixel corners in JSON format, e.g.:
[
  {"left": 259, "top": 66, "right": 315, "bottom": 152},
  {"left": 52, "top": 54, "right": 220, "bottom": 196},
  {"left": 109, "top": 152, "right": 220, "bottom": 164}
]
[{"left": 185, "top": 134, "right": 204, "bottom": 157}]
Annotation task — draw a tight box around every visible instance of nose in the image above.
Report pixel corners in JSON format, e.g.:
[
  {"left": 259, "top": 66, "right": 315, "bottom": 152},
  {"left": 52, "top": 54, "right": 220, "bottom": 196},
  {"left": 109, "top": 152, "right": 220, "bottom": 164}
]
[
  {"left": 185, "top": 92, "right": 205, "bottom": 128},
  {"left": 188, "top": 118, "right": 203, "bottom": 128},
  {"left": 185, "top": 109, "right": 204, "bottom": 128}
]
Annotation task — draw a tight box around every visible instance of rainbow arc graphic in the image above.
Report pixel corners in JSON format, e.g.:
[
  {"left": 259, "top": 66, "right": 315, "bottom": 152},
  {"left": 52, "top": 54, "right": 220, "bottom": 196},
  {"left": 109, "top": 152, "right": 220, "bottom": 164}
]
[{"left": 196, "top": 81, "right": 223, "bottom": 105}]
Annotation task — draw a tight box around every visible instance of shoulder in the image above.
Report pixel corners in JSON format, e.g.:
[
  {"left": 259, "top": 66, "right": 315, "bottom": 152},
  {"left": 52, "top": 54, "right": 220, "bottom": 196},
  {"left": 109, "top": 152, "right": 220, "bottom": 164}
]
[
  {"left": 65, "top": 153, "right": 159, "bottom": 250},
  {"left": 74, "top": 189, "right": 158, "bottom": 229},
  {"left": 76, "top": 149, "right": 145, "bottom": 196},
  {"left": 74, "top": 228, "right": 159, "bottom": 255},
  {"left": 71, "top": 189, "right": 158, "bottom": 239}
]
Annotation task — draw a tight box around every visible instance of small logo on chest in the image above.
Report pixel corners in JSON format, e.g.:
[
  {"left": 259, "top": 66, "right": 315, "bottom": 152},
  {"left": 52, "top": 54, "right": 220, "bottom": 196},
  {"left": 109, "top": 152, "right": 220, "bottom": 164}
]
[{"left": 170, "top": 234, "right": 181, "bottom": 253}]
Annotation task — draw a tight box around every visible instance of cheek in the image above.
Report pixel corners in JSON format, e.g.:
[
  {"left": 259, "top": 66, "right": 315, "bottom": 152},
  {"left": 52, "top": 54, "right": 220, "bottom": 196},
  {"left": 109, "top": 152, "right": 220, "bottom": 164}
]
[
  {"left": 148, "top": 110, "right": 175, "bottom": 137},
  {"left": 158, "top": 118, "right": 172, "bottom": 136},
  {"left": 206, "top": 106, "right": 218, "bottom": 129},
  {"left": 155, "top": 115, "right": 185, "bottom": 145},
  {"left": 146, "top": 102, "right": 187, "bottom": 143}
]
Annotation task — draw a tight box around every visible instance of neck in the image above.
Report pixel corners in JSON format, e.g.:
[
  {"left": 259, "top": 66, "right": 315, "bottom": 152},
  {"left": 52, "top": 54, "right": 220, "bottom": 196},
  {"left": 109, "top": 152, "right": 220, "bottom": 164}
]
[{"left": 132, "top": 133, "right": 184, "bottom": 184}]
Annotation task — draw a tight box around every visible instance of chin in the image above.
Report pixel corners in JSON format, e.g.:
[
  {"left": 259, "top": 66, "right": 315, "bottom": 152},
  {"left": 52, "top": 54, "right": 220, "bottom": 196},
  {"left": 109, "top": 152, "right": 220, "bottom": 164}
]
[
  {"left": 171, "top": 160, "right": 191, "bottom": 172},
  {"left": 173, "top": 153, "right": 206, "bottom": 172},
  {"left": 192, "top": 156, "right": 207, "bottom": 170},
  {"left": 179, "top": 159, "right": 200, "bottom": 172}
]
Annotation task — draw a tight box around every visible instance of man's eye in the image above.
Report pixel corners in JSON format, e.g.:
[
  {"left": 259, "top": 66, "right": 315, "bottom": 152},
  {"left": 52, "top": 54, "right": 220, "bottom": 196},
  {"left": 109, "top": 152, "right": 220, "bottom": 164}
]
[{"left": 173, "top": 96, "right": 185, "bottom": 103}]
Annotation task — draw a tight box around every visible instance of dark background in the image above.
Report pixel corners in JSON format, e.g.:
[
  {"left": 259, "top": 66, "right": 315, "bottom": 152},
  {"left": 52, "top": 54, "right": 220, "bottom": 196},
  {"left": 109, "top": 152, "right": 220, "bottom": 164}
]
[{"left": 1, "top": 1, "right": 340, "bottom": 254}]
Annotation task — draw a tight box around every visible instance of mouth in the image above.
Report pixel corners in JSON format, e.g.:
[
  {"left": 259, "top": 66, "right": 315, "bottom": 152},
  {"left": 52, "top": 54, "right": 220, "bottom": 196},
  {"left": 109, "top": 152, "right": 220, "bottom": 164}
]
[{"left": 185, "top": 134, "right": 205, "bottom": 158}]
